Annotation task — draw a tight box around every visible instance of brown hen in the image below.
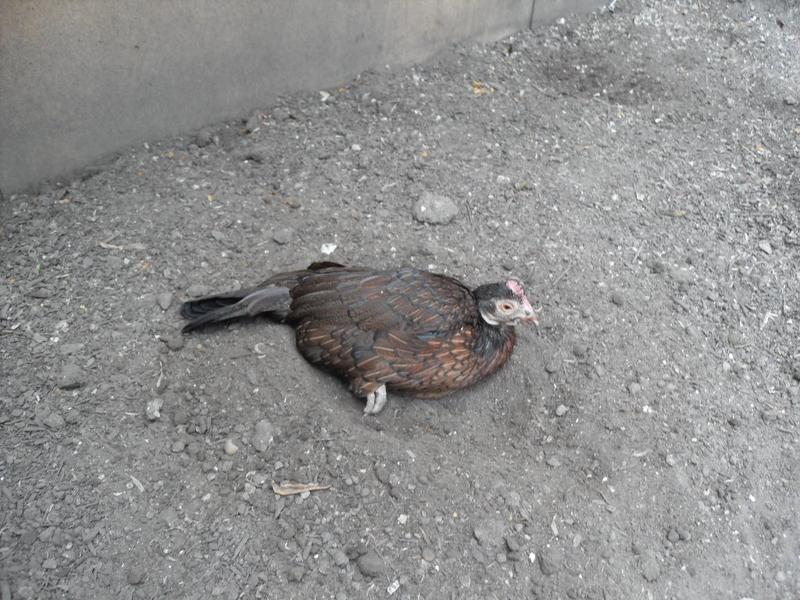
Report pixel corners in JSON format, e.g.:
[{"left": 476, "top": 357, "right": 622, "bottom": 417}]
[{"left": 181, "top": 262, "right": 538, "bottom": 414}]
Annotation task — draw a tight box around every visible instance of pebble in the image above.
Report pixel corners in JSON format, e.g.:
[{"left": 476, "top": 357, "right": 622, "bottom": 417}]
[
  {"left": 546, "top": 456, "right": 561, "bottom": 468},
  {"left": 195, "top": 129, "right": 213, "bottom": 147},
  {"left": 287, "top": 565, "right": 305, "bottom": 582},
  {"left": 728, "top": 331, "right": 745, "bottom": 347},
  {"left": 758, "top": 240, "right": 772, "bottom": 255},
  {"left": 555, "top": 404, "right": 569, "bottom": 417},
  {"left": 171, "top": 440, "right": 185, "bottom": 453},
  {"left": 161, "top": 333, "right": 184, "bottom": 351},
  {"left": 472, "top": 519, "right": 506, "bottom": 547},
  {"left": 272, "top": 228, "right": 295, "bottom": 245},
  {"left": 223, "top": 438, "right": 239, "bottom": 455},
  {"left": 187, "top": 284, "right": 211, "bottom": 298},
  {"left": 42, "top": 558, "right": 57, "bottom": 570},
  {"left": 649, "top": 260, "right": 667, "bottom": 274},
  {"left": 665, "top": 454, "right": 677, "bottom": 467},
  {"left": 145, "top": 398, "right": 163, "bottom": 421},
  {"left": 669, "top": 268, "right": 694, "bottom": 284},
  {"left": 58, "top": 343, "right": 84, "bottom": 355},
  {"left": 210, "top": 230, "right": 226, "bottom": 242},
  {"left": 640, "top": 553, "right": 660, "bottom": 582},
  {"left": 628, "top": 382, "right": 642, "bottom": 395},
  {"left": 252, "top": 419, "right": 275, "bottom": 452},
  {"left": 357, "top": 550, "right": 385, "bottom": 578},
  {"left": 64, "top": 410, "right": 81, "bottom": 425},
  {"left": 421, "top": 547, "right": 435, "bottom": 562},
  {"left": 126, "top": 565, "right": 146, "bottom": 585},
  {"left": 173, "top": 408, "right": 189, "bottom": 425},
  {"left": 538, "top": 546, "right": 562, "bottom": 575},
  {"left": 57, "top": 364, "right": 85, "bottom": 390},
  {"left": 156, "top": 292, "right": 174, "bottom": 310},
  {"left": 244, "top": 114, "right": 260, "bottom": 133},
  {"left": 42, "top": 412, "right": 65, "bottom": 429},
  {"left": 667, "top": 528, "right": 680, "bottom": 543},
  {"left": 544, "top": 360, "right": 559, "bottom": 374},
  {"left": 610, "top": 291, "right": 625, "bottom": 306},
  {"left": 332, "top": 549, "right": 349, "bottom": 567},
  {"left": 572, "top": 343, "right": 588, "bottom": 358},
  {"left": 785, "top": 96, "right": 798, "bottom": 106},
  {"left": 413, "top": 192, "right": 458, "bottom": 225}
]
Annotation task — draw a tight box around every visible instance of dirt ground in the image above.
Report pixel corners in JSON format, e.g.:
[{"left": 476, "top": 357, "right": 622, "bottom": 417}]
[{"left": 2, "top": 0, "right": 799, "bottom": 598}]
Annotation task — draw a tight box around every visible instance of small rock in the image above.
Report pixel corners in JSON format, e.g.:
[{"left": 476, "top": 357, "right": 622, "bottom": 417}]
[
  {"left": 126, "top": 565, "right": 146, "bottom": 585},
  {"left": 649, "top": 260, "right": 667, "bottom": 274},
  {"left": 42, "top": 558, "right": 58, "bottom": 570},
  {"left": 728, "top": 331, "right": 745, "bottom": 346},
  {"left": 272, "top": 228, "right": 294, "bottom": 245},
  {"left": 421, "top": 547, "right": 435, "bottom": 562},
  {"left": 224, "top": 438, "right": 239, "bottom": 455},
  {"left": 210, "top": 230, "right": 226, "bottom": 242},
  {"left": 161, "top": 333, "right": 184, "bottom": 351},
  {"left": 64, "top": 410, "right": 81, "bottom": 425},
  {"left": 758, "top": 240, "right": 773, "bottom": 255},
  {"left": 195, "top": 129, "right": 213, "bottom": 147},
  {"left": 173, "top": 408, "right": 189, "bottom": 425},
  {"left": 505, "top": 536, "right": 521, "bottom": 553},
  {"left": 627, "top": 382, "right": 642, "bottom": 395},
  {"left": 357, "top": 550, "right": 385, "bottom": 578},
  {"left": 413, "top": 192, "right": 458, "bottom": 225},
  {"left": 784, "top": 96, "right": 798, "bottom": 106},
  {"left": 610, "top": 291, "right": 625, "bottom": 306},
  {"left": 57, "top": 364, "right": 85, "bottom": 390},
  {"left": 332, "top": 549, "right": 349, "bottom": 567},
  {"left": 374, "top": 463, "right": 390, "bottom": 484},
  {"left": 665, "top": 453, "right": 677, "bottom": 467},
  {"left": 546, "top": 456, "right": 561, "bottom": 468},
  {"left": 496, "top": 175, "right": 512, "bottom": 185},
  {"left": 670, "top": 268, "right": 694, "bottom": 284},
  {"left": 572, "top": 343, "right": 588, "bottom": 358},
  {"left": 42, "top": 412, "right": 65, "bottom": 429},
  {"left": 640, "top": 553, "right": 660, "bottom": 582},
  {"left": 146, "top": 398, "right": 163, "bottom": 421},
  {"left": 171, "top": 440, "right": 185, "bottom": 453},
  {"left": 187, "top": 284, "right": 211, "bottom": 298},
  {"left": 555, "top": 404, "right": 569, "bottom": 417},
  {"left": 538, "top": 546, "right": 562, "bottom": 576},
  {"left": 232, "top": 149, "right": 266, "bottom": 163},
  {"left": 252, "top": 419, "right": 274, "bottom": 452},
  {"left": 544, "top": 360, "right": 559, "bottom": 374},
  {"left": 473, "top": 519, "right": 506, "bottom": 547},
  {"left": 156, "top": 293, "right": 173, "bottom": 310},
  {"left": 58, "top": 343, "right": 84, "bottom": 355},
  {"left": 667, "top": 528, "right": 680, "bottom": 543},
  {"left": 287, "top": 565, "right": 304, "bottom": 582},
  {"left": 244, "top": 114, "right": 260, "bottom": 133}
]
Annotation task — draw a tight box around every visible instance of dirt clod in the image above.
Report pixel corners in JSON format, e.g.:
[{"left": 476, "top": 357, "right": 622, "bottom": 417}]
[{"left": 357, "top": 550, "right": 385, "bottom": 578}]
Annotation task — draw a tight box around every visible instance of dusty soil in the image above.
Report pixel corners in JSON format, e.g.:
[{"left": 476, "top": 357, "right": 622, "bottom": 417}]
[{"left": 2, "top": 1, "right": 799, "bottom": 598}]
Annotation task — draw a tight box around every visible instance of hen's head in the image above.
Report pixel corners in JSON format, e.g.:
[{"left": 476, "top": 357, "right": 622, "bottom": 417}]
[{"left": 474, "top": 278, "right": 538, "bottom": 327}]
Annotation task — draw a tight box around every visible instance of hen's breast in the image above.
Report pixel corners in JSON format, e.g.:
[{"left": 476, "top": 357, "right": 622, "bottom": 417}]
[{"left": 288, "top": 268, "right": 516, "bottom": 397}]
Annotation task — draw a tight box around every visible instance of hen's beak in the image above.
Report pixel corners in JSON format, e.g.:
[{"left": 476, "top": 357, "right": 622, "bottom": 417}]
[{"left": 521, "top": 307, "right": 539, "bottom": 326}]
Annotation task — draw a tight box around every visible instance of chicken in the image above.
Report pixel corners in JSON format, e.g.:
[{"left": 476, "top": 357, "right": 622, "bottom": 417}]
[{"left": 181, "top": 262, "right": 538, "bottom": 414}]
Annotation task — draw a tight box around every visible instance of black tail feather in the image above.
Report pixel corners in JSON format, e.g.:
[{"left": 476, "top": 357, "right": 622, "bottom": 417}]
[{"left": 181, "top": 286, "right": 291, "bottom": 332}]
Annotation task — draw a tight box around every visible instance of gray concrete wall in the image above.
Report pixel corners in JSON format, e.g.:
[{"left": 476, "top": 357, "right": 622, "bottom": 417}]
[{"left": 0, "top": 0, "right": 604, "bottom": 195}]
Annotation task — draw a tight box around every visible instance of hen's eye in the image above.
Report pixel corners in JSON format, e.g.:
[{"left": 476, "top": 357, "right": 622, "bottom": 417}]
[{"left": 498, "top": 302, "right": 514, "bottom": 313}]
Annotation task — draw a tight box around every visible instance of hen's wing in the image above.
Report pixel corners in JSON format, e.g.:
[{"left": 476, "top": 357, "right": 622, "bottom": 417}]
[{"left": 289, "top": 267, "right": 477, "bottom": 333}]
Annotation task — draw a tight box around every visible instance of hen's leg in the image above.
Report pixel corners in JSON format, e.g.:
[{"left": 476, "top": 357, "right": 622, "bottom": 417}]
[{"left": 363, "top": 384, "right": 388, "bottom": 415}]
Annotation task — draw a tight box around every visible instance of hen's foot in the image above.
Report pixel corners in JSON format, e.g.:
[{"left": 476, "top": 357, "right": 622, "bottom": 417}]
[{"left": 363, "top": 384, "right": 388, "bottom": 415}]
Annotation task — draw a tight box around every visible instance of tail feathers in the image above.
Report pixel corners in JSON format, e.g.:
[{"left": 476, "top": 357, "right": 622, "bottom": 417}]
[{"left": 181, "top": 286, "right": 291, "bottom": 332}]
